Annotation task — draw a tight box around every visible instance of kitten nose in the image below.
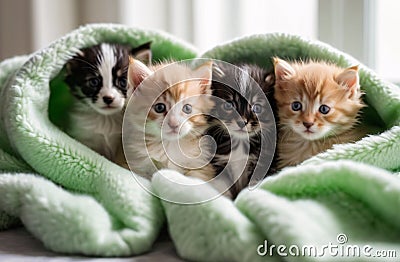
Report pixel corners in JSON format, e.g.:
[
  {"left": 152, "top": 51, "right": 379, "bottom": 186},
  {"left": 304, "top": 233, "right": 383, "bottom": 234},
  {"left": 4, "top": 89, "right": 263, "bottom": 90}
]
[
  {"left": 103, "top": 96, "right": 114, "bottom": 105},
  {"left": 303, "top": 122, "right": 314, "bottom": 128},
  {"left": 237, "top": 120, "right": 247, "bottom": 129},
  {"left": 168, "top": 123, "right": 179, "bottom": 130},
  {"left": 168, "top": 120, "right": 179, "bottom": 130}
]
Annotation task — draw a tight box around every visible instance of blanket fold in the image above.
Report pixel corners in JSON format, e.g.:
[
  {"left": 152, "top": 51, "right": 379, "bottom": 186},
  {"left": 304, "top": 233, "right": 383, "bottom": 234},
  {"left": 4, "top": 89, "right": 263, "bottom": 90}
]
[
  {"left": 0, "top": 23, "right": 197, "bottom": 256},
  {"left": 0, "top": 24, "right": 399, "bottom": 261}
]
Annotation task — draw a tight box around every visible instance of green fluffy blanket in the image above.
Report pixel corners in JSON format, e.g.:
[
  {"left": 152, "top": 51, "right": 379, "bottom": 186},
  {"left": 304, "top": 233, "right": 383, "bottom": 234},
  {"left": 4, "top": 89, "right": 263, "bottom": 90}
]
[{"left": 0, "top": 23, "right": 399, "bottom": 261}]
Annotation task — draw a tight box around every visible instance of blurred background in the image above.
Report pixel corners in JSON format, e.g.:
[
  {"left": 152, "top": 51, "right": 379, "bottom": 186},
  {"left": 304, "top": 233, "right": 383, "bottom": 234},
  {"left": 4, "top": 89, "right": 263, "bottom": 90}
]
[{"left": 0, "top": 0, "right": 398, "bottom": 82}]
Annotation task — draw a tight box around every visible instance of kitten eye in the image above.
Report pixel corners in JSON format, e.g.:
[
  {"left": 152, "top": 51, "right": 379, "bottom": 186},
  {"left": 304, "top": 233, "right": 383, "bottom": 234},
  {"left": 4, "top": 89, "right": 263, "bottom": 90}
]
[
  {"left": 154, "top": 103, "right": 166, "bottom": 113},
  {"left": 223, "top": 101, "right": 234, "bottom": 111},
  {"left": 319, "top": 104, "right": 331, "bottom": 114},
  {"left": 291, "top": 101, "right": 302, "bottom": 111},
  {"left": 252, "top": 104, "right": 262, "bottom": 114},
  {"left": 118, "top": 78, "right": 127, "bottom": 88},
  {"left": 88, "top": 78, "right": 101, "bottom": 88},
  {"left": 182, "top": 104, "right": 192, "bottom": 114}
]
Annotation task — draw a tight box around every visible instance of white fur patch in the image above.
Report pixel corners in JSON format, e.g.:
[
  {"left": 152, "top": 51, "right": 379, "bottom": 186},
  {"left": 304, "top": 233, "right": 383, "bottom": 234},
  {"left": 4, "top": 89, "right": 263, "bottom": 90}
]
[
  {"left": 91, "top": 43, "right": 125, "bottom": 114},
  {"left": 98, "top": 44, "right": 117, "bottom": 91}
]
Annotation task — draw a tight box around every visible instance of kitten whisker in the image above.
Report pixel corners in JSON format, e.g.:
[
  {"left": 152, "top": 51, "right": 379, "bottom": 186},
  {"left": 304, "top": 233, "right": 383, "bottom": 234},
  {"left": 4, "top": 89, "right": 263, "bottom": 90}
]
[
  {"left": 207, "top": 63, "right": 276, "bottom": 198},
  {"left": 275, "top": 58, "right": 365, "bottom": 169},
  {"left": 124, "top": 60, "right": 219, "bottom": 189},
  {"left": 65, "top": 43, "right": 152, "bottom": 165}
]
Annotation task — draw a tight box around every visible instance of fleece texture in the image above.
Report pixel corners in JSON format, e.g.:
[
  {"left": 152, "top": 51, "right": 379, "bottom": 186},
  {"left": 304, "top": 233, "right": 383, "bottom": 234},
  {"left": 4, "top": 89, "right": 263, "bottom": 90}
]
[
  {"left": 0, "top": 23, "right": 196, "bottom": 256},
  {"left": 0, "top": 24, "right": 399, "bottom": 261},
  {"left": 154, "top": 34, "right": 400, "bottom": 261}
]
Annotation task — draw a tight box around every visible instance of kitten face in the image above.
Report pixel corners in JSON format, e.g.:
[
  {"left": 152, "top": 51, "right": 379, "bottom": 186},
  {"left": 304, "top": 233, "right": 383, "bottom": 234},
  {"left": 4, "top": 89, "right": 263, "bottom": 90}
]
[
  {"left": 148, "top": 84, "right": 211, "bottom": 140},
  {"left": 273, "top": 58, "right": 364, "bottom": 141},
  {"left": 65, "top": 42, "right": 151, "bottom": 115},
  {"left": 211, "top": 64, "right": 274, "bottom": 139},
  {"left": 127, "top": 60, "right": 214, "bottom": 141}
]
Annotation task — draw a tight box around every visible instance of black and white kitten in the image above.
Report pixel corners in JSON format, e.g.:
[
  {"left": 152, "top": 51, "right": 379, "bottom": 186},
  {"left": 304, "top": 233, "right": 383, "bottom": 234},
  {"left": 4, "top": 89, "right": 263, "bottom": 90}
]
[
  {"left": 207, "top": 63, "right": 276, "bottom": 198},
  {"left": 65, "top": 42, "right": 151, "bottom": 161}
]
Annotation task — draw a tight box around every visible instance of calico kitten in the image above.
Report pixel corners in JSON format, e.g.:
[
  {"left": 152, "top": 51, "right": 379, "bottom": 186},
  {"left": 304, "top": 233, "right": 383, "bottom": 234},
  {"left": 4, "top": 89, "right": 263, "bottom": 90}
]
[
  {"left": 273, "top": 57, "right": 365, "bottom": 169},
  {"left": 65, "top": 42, "right": 151, "bottom": 161},
  {"left": 122, "top": 59, "right": 216, "bottom": 181},
  {"left": 206, "top": 63, "right": 276, "bottom": 198}
]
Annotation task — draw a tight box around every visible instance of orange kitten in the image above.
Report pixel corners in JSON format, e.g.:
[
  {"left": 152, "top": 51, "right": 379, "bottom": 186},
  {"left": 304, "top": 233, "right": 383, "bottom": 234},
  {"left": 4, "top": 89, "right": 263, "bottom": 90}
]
[
  {"left": 120, "top": 59, "right": 216, "bottom": 181},
  {"left": 273, "top": 58, "right": 365, "bottom": 169}
]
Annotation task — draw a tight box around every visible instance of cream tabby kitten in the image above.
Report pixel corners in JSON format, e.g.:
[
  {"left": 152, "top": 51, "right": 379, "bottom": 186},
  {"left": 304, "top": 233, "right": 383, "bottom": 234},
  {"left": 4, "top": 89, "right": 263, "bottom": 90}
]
[
  {"left": 273, "top": 57, "right": 365, "bottom": 169},
  {"left": 120, "top": 59, "right": 216, "bottom": 182}
]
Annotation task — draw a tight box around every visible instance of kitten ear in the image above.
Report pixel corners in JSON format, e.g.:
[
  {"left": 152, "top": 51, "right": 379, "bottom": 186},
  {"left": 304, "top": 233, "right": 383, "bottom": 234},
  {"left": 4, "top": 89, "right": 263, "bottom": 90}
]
[
  {"left": 65, "top": 48, "right": 86, "bottom": 74},
  {"left": 259, "top": 72, "right": 275, "bottom": 94},
  {"left": 194, "top": 61, "right": 213, "bottom": 94},
  {"left": 131, "top": 41, "right": 152, "bottom": 65},
  {"left": 273, "top": 57, "right": 295, "bottom": 81},
  {"left": 264, "top": 72, "right": 275, "bottom": 87},
  {"left": 127, "top": 57, "right": 152, "bottom": 97},
  {"left": 336, "top": 65, "right": 360, "bottom": 98},
  {"left": 65, "top": 62, "right": 73, "bottom": 75},
  {"left": 212, "top": 63, "right": 225, "bottom": 78},
  {"left": 65, "top": 59, "right": 78, "bottom": 76}
]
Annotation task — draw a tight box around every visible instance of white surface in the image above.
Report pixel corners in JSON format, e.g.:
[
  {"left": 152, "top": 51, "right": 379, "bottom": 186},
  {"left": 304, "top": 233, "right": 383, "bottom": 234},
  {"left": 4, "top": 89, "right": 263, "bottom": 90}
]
[{"left": 0, "top": 228, "right": 183, "bottom": 262}]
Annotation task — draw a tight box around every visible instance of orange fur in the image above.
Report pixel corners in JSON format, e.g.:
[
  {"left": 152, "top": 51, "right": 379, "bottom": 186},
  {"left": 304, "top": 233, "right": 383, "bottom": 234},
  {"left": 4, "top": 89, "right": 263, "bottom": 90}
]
[
  {"left": 122, "top": 60, "right": 216, "bottom": 180},
  {"left": 273, "top": 58, "right": 366, "bottom": 169},
  {"left": 148, "top": 79, "right": 213, "bottom": 128}
]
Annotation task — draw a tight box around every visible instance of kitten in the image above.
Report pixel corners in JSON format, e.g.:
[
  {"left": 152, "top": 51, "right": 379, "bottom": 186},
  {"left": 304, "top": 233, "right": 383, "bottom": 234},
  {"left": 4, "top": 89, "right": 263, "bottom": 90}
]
[
  {"left": 273, "top": 57, "right": 365, "bottom": 169},
  {"left": 64, "top": 42, "right": 151, "bottom": 161},
  {"left": 122, "top": 59, "right": 216, "bottom": 181},
  {"left": 206, "top": 63, "right": 276, "bottom": 198}
]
